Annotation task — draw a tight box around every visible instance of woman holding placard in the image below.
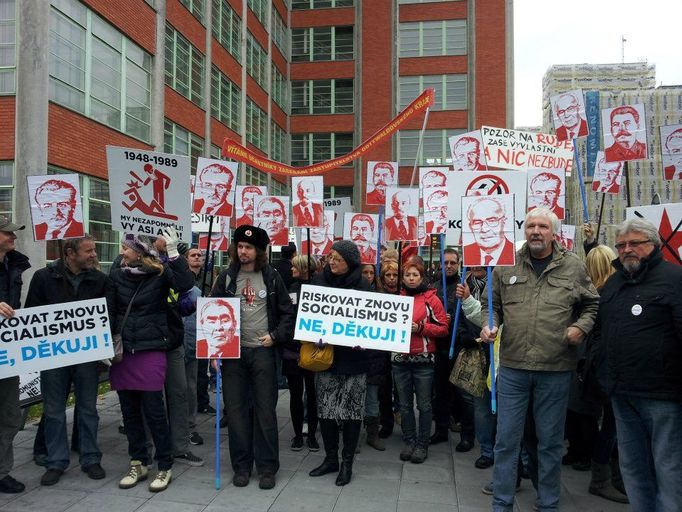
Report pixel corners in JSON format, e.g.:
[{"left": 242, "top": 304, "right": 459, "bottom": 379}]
[
  {"left": 392, "top": 256, "right": 448, "bottom": 464},
  {"left": 308, "top": 240, "right": 371, "bottom": 486},
  {"left": 108, "top": 230, "right": 194, "bottom": 493}
]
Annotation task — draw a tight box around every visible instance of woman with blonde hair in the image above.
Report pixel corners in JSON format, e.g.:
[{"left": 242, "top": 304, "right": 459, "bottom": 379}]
[{"left": 585, "top": 245, "right": 617, "bottom": 289}]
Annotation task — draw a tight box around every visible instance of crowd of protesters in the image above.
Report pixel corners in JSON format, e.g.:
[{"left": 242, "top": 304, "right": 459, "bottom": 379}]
[{"left": 0, "top": 208, "right": 679, "bottom": 512}]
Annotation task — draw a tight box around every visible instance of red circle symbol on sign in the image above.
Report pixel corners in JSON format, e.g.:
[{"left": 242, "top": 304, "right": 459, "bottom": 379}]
[{"left": 465, "top": 175, "right": 510, "bottom": 196}]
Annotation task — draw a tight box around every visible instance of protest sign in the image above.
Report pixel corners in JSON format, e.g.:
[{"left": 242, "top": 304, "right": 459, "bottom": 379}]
[
  {"left": 601, "top": 104, "right": 648, "bottom": 163},
  {"left": 196, "top": 298, "right": 240, "bottom": 359},
  {"left": 343, "top": 213, "right": 379, "bottom": 264},
  {"left": 366, "top": 161, "right": 398, "bottom": 206},
  {"left": 301, "top": 210, "right": 335, "bottom": 255},
  {"left": 19, "top": 372, "right": 41, "bottom": 406},
  {"left": 461, "top": 194, "right": 516, "bottom": 267},
  {"left": 106, "top": 146, "right": 192, "bottom": 241},
  {"left": 449, "top": 131, "right": 487, "bottom": 171},
  {"left": 549, "top": 90, "right": 589, "bottom": 141},
  {"left": 446, "top": 171, "right": 527, "bottom": 245},
  {"left": 423, "top": 186, "right": 448, "bottom": 234},
  {"left": 384, "top": 187, "right": 419, "bottom": 241},
  {"left": 27, "top": 174, "right": 85, "bottom": 242},
  {"left": 254, "top": 196, "right": 290, "bottom": 246},
  {"left": 556, "top": 224, "right": 576, "bottom": 251},
  {"left": 0, "top": 298, "right": 113, "bottom": 379},
  {"left": 235, "top": 185, "right": 267, "bottom": 227},
  {"left": 480, "top": 126, "right": 574, "bottom": 174},
  {"left": 192, "top": 213, "right": 213, "bottom": 233},
  {"left": 585, "top": 91, "right": 601, "bottom": 177},
  {"left": 527, "top": 168, "right": 566, "bottom": 220},
  {"left": 292, "top": 176, "right": 324, "bottom": 228},
  {"left": 293, "top": 285, "right": 414, "bottom": 352},
  {"left": 323, "top": 197, "right": 352, "bottom": 238},
  {"left": 192, "top": 158, "right": 237, "bottom": 217},
  {"left": 592, "top": 151, "right": 623, "bottom": 194},
  {"left": 626, "top": 203, "right": 682, "bottom": 266},
  {"left": 198, "top": 217, "right": 230, "bottom": 251},
  {"left": 660, "top": 124, "right": 682, "bottom": 180}
]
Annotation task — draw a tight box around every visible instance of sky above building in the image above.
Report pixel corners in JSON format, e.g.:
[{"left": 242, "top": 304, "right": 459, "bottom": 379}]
[{"left": 514, "top": 0, "right": 682, "bottom": 128}]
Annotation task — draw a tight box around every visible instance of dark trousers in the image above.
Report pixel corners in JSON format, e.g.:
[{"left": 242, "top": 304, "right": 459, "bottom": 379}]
[
  {"left": 221, "top": 347, "right": 279, "bottom": 475},
  {"left": 378, "top": 370, "right": 394, "bottom": 432},
  {"left": 196, "top": 358, "right": 210, "bottom": 411},
  {"left": 286, "top": 372, "right": 318, "bottom": 438},
  {"left": 592, "top": 403, "right": 617, "bottom": 464},
  {"left": 433, "top": 350, "right": 475, "bottom": 440},
  {"left": 117, "top": 390, "right": 173, "bottom": 471},
  {"left": 565, "top": 409, "right": 598, "bottom": 462}
]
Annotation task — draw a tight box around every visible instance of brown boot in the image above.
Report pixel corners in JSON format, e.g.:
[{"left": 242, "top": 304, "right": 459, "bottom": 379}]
[
  {"left": 365, "top": 417, "right": 385, "bottom": 451},
  {"left": 588, "top": 462, "right": 629, "bottom": 504}
]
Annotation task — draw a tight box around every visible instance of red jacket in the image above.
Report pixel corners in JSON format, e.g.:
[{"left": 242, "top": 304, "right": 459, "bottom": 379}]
[{"left": 402, "top": 288, "right": 449, "bottom": 354}]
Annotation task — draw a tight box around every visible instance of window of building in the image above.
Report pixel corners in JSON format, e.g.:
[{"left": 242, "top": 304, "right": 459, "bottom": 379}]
[
  {"left": 247, "top": 0, "right": 267, "bottom": 26},
  {"left": 271, "top": 8, "right": 288, "bottom": 57},
  {"left": 291, "top": 79, "right": 353, "bottom": 115},
  {"left": 398, "top": 129, "right": 465, "bottom": 166},
  {"left": 271, "top": 64, "right": 288, "bottom": 112},
  {"left": 398, "top": 0, "right": 455, "bottom": 3},
  {"left": 271, "top": 178, "right": 288, "bottom": 196},
  {"left": 179, "top": 0, "right": 204, "bottom": 23},
  {"left": 323, "top": 185, "right": 353, "bottom": 200},
  {"left": 398, "top": 74, "right": 466, "bottom": 111},
  {"left": 212, "top": 0, "right": 241, "bottom": 61},
  {"left": 292, "top": 0, "right": 353, "bottom": 9},
  {"left": 246, "top": 33, "right": 268, "bottom": 92},
  {"left": 49, "top": 0, "right": 152, "bottom": 141},
  {"left": 164, "top": 119, "right": 204, "bottom": 171},
  {"left": 243, "top": 165, "right": 268, "bottom": 187},
  {"left": 165, "top": 24, "right": 205, "bottom": 107},
  {"left": 210, "top": 66, "right": 241, "bottom": 133},
  {"left": 210, "top": 144, "right": 221, "bottom": 159},
  {"left": 0, "top": 0, "right": 16, "bottom": 94},
  {"left": 291, "top": 132, "right": 353, "bottom": 167},
  {"left": 246, "top": 99, "right": 267, "bottom": 152},
  {"left": 0, "top": 161, "right": 13, "bottom": 219},
  {"left": 399, "top": 20, "right": 466, "bottom": 58},
  {"left": 271, "top": 121, "right": 286, "bottom": 163},
  {"left": 291, "top": 26, "right": 353, "bottom": 62}
]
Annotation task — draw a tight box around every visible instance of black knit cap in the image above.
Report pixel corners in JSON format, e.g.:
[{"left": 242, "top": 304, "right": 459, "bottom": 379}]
[
  {"left": 233, "top": 225, "right": 270, "bottom": 250},
  {"left": 331, "top": 240, "right": 361, "bottom": 269}
]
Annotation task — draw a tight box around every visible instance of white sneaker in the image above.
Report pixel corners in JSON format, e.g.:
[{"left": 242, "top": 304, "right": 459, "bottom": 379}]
[
  {"left": 119, "top": 460, "right": 148, "bottom": 489},
  {"left": 149, "top": 469, "right": 172, "bottom": 492}
]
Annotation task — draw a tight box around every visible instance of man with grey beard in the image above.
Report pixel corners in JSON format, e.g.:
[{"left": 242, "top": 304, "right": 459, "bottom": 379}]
[
  {"left": 595, "top": 218, "right": 682, "bottom": 512},
  {"left": 481, "top": 207, "right": 598, "bottom": 512}
]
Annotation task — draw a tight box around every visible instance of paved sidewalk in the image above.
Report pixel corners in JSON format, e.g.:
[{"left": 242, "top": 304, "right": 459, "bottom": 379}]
[{"left": 1, "top": 390, "right": 630, "bottom": 511}]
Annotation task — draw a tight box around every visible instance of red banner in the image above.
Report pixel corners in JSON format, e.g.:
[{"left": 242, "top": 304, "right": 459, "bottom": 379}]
[{"left": 222, "top": 89, "right": 435, "bottom": 177}]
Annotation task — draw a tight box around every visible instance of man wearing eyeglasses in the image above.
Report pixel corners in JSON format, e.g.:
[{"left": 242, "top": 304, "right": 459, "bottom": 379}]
[
  {"left": 481, "top": 207, "right": 599, "bottom": 511},
  {"left": 596, "top": 218, "right": 682, "bottom": 511},
  {"left": 553, "top": 92, "right": 588, "bottom": 141},
  {"left": 463, "top": 197, "right": 515, "bottom": 266}
]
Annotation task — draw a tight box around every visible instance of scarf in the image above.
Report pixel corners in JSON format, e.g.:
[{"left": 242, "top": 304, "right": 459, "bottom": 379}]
[
  {"left": 402, "top": 281, "right": 429, "bottom": 296},
  {"left": 468, "top": 274, "right": 486, "bottom": 301},
  {"left": 321, "top": 264, "right": 363, "bottom": 290},
  {"left": 120, "top": 260, "right": 160, "bottom": 276}
]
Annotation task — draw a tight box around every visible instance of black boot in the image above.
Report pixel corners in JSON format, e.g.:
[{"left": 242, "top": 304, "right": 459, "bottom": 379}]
[
  {"left": 336, "top": 420, "right": 361, "bottom": 486},
  {"left": 310, "top": 419, "right": 339, "bottom": 477}
]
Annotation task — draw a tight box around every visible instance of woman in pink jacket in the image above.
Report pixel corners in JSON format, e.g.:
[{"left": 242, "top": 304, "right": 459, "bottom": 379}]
[{"left": 392, "top": 256, "right": 448, "bottom": 464}]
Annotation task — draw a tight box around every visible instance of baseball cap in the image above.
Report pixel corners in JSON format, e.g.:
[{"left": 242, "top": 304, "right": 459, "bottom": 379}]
[{"left": 0, "top": 216, "right": 25, "bottom": 233}]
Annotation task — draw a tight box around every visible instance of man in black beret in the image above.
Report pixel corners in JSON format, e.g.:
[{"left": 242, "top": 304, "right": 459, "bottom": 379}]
[{"left": 210, "top": 225, "right": 295, "bottom": 490}]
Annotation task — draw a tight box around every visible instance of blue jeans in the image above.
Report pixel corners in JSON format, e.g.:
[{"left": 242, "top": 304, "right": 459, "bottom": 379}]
[
  {"left": 41, "top": 363, "right": 101, "bottom": 470},
  {"left": 473, "top": 387, "right": 497, "bottom": 459},
  {"left": 222, "top": 346, "right": 279, "bottom": 475},
  {"left": 392, "top": 363, "right": 434, "bottom": 446},
  {"left": 611, "top": 394, "right": 682, "bottom": 512},
  {"left": 365, "top": 384, "right": 380, "bottom": 418},
  {"left": 492, "top": 367, "right": 571, "bottom": 512}
]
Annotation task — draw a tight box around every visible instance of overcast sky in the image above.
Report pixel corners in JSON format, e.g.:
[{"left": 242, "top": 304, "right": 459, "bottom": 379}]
[{"left": 513, "top": 0, "right": 682, "bottom": 128}]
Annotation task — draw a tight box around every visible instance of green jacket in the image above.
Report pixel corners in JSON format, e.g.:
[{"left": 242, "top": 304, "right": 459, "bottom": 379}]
[{"left": 483, "top": 242, "right": 599, "bottom": 372}]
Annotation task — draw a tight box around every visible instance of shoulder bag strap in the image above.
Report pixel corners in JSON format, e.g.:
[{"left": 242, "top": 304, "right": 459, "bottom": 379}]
[{"left": 118, "top": 280, "right": 144, "bottom": 335}]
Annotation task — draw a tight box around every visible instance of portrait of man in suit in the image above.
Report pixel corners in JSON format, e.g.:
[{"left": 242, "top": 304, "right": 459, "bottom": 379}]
[
  {"left": 350, "top": 214, "right": 377, "bottom": 264},
  {"left": 292, "top": 177, "right": 323, "bottom": 227},
  {"left": 592, "top": 154, "right": 623, "bottom": 194},
  {"left": 196, "top": 299, "right": 240, "bottom": 359},
  {"left": 462, "top": 196, "right": 515, "bottom": 267},
  {"left": 528, "top": 171, "right": 565, "bottom": 220},
  {"left": 236, "top": 185, "right": 265, "bottom": 227},
  {"left": 420, "top": 169, "right": 447, "bottom": 189},
  {"left": 255, "top": 196, "right": 289, "bottom": 246},
  {"left": 366, "top": 161, "right": 396, "bottom": 205},
  {"left": 604, "top": 105, "right": 648, "bottom": 162},
  {"left": 192, "top": 162, "right": 235, "bottom": 217},
  {"left": 384, "top": 188, "right": 418, "bottom": 241},
  {"left": 452, "top": 136, "right": 486, "bottom": 171},
  {"left": 424, "top": 188, "right": 448, "bottom": 234},
  {"left": 32, "top": 178, "right": 84, "bottom": 241},
  {"left": 302, "top": 210, "right": 334, "bottom": 256},
  {"left": 552, "top": 91, "right": 588, "bottom": 141},
  {"left": 662, "top": 127, "right": 682, "bottom": 180}
]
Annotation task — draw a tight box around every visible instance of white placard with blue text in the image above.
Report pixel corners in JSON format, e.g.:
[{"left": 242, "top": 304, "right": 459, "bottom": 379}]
[
  {"left": 0, "top": 298, "right": 113, "bottom": 379},
  {"left": 294, "top": 285, "right": 414, "bottom": 353}
]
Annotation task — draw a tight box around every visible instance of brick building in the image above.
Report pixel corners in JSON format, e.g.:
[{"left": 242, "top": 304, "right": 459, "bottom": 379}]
[{"left": 0, "top": 0, "right": 512, "bottom": 271}]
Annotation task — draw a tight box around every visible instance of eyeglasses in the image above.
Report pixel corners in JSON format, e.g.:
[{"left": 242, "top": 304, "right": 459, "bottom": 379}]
[
  {"left": 614, "top": 239, "right": 650, "bottom": 251},
  {"left": 556, "top": 105, "right": 579, "bottom": 117},
  {"left": 470, "top": 217, "right": 504, "bottom": 229},
  {"left": 444, "top": 261, "right": 459, "bottom": 266}
]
